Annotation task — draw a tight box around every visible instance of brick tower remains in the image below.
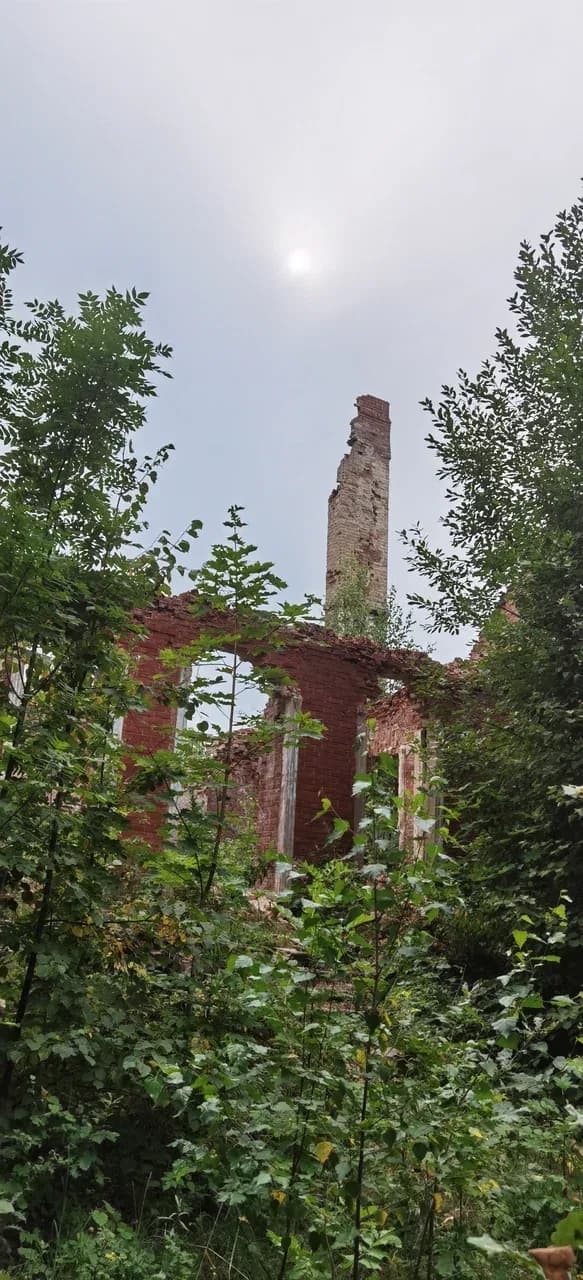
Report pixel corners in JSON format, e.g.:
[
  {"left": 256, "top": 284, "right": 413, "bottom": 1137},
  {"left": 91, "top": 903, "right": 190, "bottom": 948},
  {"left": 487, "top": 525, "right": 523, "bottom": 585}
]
[{"left": 325, "top": 394, "right": 391, "bottom": 614}]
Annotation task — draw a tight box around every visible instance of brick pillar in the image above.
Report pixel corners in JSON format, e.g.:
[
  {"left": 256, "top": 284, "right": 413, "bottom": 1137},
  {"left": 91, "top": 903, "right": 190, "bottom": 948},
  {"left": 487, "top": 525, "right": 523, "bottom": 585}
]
[
  {"left": 325, "top": 394, "right": 391, "bottom": 613},
  {"left": 326, "top": 391, "right": 389, "bottom": 611}
]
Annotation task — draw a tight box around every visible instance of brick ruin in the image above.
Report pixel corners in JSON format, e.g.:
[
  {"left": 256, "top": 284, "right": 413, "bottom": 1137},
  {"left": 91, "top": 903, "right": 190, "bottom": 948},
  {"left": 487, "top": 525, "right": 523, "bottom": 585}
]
[
  {"left": 122, "top": 394, "right": 435, "bottom": 864},
  {"left": 326, "top": 395, "right": 391, "bottom": 612}
]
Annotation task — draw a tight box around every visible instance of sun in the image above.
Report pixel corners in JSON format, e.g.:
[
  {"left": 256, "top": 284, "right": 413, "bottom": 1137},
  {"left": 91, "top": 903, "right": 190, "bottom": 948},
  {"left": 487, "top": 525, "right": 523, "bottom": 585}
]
[{"left": 286, "top": 248, "right": 312, "bottom": 276}]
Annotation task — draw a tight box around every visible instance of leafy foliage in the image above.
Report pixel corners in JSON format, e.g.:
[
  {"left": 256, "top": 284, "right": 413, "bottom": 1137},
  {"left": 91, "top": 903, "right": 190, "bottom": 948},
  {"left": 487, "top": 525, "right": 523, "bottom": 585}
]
[
  {"left": 405, "top": 191, "right": 583, "bottom": 633},
  {"left": 434, "top": 520, "right": 583, "bottom": 987},
  {"left": 0, "top": 231, "right": 581, "bottom": 1280},
  {"left": 403, "top": 191, "right": 583, "bottom": 985},
  {"left": 325, "top": 556, "right": 416, "bottom": 649}
]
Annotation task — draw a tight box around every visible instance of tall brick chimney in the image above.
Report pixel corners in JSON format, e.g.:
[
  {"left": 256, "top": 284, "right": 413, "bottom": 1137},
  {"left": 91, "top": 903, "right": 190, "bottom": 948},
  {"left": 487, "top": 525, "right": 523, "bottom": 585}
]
[{"left": 325, "top": 394, "right": 391, "bottom": 614}]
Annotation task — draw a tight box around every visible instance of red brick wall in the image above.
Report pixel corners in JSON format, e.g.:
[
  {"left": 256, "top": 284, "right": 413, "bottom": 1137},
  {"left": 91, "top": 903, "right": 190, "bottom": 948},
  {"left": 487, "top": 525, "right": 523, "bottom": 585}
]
[
  {"left": 122, "top": 618, "right": 180, "bottom": 842},
  {"left": 274, "top": 642, "right": 380, "bottom": 859},
  {"left": 368, "top": 686, "right": 425, "bottom": 756},
  {"left": 122, "top": 593, "right": 432, "bottom": 860},
  {"left": 368, "top": 687, "right": 429, "bottom": 849}
]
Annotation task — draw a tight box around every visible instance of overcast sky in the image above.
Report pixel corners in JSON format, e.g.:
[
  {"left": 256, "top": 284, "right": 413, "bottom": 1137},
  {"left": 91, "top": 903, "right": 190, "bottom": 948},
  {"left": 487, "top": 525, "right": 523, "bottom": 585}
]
[{"left": 3, "top": 1, "right": 583, "bottom": 659}]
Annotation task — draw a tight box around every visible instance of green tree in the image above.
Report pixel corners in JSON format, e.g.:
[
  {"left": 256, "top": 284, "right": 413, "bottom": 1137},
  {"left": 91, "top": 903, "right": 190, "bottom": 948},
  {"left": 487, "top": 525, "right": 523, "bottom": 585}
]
[
  {"left": 434, "top": 511, "right": 583, "bottom": 986},
  {"left": 405, "top": 191, "right": 583, "bottom": 634},
  {"left": 326, "top": 556, "right": 415, "bottom": 648},
  {"left": 404, "top": 190, "right": 583, "bottom": 982},
  {"left": 0, "top": 236, "right": 205, "bottom": 1118}
]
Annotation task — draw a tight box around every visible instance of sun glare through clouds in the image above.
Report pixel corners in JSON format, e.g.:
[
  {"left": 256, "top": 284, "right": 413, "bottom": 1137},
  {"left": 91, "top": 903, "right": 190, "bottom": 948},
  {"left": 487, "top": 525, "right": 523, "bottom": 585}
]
[{"left": 286, "top": 248, "right": 312, "bottom": 276}]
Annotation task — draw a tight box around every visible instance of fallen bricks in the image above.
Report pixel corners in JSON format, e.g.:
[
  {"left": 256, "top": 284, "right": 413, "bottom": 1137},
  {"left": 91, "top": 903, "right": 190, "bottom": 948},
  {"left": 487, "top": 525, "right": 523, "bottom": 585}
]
[{"left": 529, "top": 1247, "right": 576, "bottom": 1280}]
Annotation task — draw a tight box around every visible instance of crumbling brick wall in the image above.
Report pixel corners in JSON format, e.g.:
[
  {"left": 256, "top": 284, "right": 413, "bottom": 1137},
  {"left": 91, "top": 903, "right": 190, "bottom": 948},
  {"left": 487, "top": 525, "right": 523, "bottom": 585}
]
[
  {"left": 120, "top": 380, "right": 452, "bottom": 864},
  {"left": 368, "top": 686, "right": 425, "bottom": 758},
  {"left": 368, "top": 686, "right": 426, "bottom": 847},
  {"left": 121, "top": 593, "right": 430, "bottom": 861},
  {"left": 326, "top": 394, "right": 391, "bottom": 612}
]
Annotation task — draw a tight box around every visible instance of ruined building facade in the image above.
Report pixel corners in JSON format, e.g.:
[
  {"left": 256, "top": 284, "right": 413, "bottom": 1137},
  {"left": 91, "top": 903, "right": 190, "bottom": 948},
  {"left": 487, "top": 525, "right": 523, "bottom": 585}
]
[{"left": 122, "top": 394, "right": 430, "bottom": 864}]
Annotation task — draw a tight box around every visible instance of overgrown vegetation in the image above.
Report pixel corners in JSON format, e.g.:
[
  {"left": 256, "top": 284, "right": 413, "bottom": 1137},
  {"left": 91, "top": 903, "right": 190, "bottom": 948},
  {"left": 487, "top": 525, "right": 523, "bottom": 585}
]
[
  {"left": 1, "top": 193, "right": 582, "bottom": 1279},
  {"left": 405, "top": 191, "right": 583, "bottom": 991},
  {"left": 325, "top": 556, "right": 415, "bottom": 649}
]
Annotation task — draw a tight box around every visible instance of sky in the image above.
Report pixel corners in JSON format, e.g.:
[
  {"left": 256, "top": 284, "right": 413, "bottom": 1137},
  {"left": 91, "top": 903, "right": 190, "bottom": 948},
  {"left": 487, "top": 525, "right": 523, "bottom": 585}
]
[{"left": 3, "top": 0, "right": 583, "bottom": 661}]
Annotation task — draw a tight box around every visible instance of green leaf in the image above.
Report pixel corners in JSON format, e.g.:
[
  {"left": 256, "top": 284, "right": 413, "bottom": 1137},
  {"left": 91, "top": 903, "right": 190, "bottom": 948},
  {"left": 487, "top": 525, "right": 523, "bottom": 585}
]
[
  {"left": 435, "top": 1250, "right": 455, "bottom": 1276},
  {"left": 143, "top": 1076, "right": 166, "bottom": 1103},
  {"left": 551, "top": 1209, "right": 583, "bottom": 1247},
  {"left": 327, "top": 817, "right": 350, "bottom": 843},
  {"left": 347, "top": 912, "right": 375, "bottom": 931},
  {"left": 77, "top": 1151, "right": 95, "bottom": 1170}
]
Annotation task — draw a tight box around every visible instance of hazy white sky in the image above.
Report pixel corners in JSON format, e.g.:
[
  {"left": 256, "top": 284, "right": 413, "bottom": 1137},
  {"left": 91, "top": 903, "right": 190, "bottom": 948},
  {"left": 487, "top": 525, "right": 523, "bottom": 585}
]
[{"left": 3, "top": 1, "right": 583, "bottom": 657}]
